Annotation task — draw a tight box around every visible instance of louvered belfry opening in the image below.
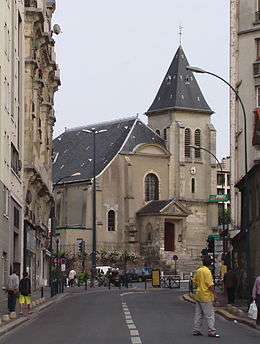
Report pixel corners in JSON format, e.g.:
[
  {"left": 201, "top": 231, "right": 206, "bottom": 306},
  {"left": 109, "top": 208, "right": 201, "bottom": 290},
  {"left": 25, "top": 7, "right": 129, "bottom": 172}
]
[
  {"left": 185, "top": 128, "right": 191, "bottom": 158},
  {"left": 145, "top": 173, "right": 159, "bottom": 201},
  {"left": 194, "top": 129, "right": 201, "bottom": 158}
]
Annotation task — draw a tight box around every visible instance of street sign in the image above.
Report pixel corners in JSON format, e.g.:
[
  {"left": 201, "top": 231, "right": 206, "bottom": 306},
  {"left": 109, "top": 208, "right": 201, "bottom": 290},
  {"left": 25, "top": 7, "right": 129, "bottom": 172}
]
[
  {"left": 172, "top": 255, "right": 178, "bottom": 261},
  {"left": 208, "top": 194, "right": 229, "bottom": 203},
  {"left": 214, "top": 240, "right": 223, "bottom": 254},
  {"left": 61, "top": 264, "right": 66, "bottom": 272},
  {"left": 208, "top": 234, "right": 221, "bottom": 241}
]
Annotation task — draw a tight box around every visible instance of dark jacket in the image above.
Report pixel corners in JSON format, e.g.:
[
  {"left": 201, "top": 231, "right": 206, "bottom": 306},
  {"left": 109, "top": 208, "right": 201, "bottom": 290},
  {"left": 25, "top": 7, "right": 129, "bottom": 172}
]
[{"left": 19, "top": 277, "right": 31, "bottom": 296}]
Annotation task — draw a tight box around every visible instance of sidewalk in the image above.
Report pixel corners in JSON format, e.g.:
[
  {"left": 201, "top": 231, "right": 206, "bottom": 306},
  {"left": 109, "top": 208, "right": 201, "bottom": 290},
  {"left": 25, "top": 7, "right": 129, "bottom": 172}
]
[
  {"left": 0, "top": 287, "right": 51, "bottom": 315},
  {"left": 183, "top": 293, "right": 256, "bottom": 329}
]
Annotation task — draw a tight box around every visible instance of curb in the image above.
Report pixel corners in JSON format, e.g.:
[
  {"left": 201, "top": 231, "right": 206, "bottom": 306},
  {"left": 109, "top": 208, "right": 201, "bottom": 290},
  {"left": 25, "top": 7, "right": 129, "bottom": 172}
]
[
  {"left": 182, "top": 294, "right": 256, "bottom": 329},
  {"left": 0, "top": 293, "right": 67, "bottom": 338}
]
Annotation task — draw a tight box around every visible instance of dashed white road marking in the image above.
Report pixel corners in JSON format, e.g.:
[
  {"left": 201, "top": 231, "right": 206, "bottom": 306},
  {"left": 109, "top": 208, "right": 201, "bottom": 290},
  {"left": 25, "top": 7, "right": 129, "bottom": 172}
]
[
  {"left": 128, "top": 324, "right": 136, "bottom": 329},
  {"left": 122, "top": 301, "right": 142, "bottom": 344}
]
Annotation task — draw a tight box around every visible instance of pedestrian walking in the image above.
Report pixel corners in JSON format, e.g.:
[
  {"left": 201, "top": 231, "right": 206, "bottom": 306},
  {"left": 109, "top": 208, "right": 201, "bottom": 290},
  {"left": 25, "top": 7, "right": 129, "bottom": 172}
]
[
  {"left": 19, "top": 272, "right": 32, "bottom": 316},
  {"left": 192, "top": 255, "right": 220, "bottom": 338},
  {"left": 68, "top": 269, "right": 76, "bottom": 287},
  {"left": 252, "top": 276, "right": 260, "bottom": 329},
  {"left": 7, "top": 266, "right": 19, "bottom": 314},
  {"left": 224, "top": 269, "right": 237, "bottom": 304}
]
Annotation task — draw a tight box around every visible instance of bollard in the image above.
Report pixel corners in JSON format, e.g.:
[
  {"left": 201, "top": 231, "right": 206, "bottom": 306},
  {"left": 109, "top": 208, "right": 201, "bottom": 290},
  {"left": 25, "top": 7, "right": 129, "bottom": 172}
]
[
  {"left": 108, "top": 279, "right": 111, "bottom": 290},
  {"left": 85, "top": 279, "right": 88, "bottom": 290},
  {"left": 41, "top": 286, "right": 44, "bottom": 298},
  {"left": 145, "top": 277, "right": 147, "bottom": 290}
]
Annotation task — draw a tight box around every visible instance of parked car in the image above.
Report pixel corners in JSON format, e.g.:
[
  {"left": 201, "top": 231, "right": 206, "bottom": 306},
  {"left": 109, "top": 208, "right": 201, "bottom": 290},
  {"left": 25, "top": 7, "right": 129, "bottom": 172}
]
[{"left": 127, "top": 267, "right": 152, "bottom": 282}]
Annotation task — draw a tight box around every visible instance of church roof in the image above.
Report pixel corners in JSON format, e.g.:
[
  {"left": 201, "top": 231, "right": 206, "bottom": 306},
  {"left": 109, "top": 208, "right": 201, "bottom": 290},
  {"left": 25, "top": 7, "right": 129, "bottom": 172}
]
[
  {"left": 53, "top": 117, "right": 166, "bottom": 184},
  {"left": 137, "top": 200, "right": 173, "bottom": 214},
  {"left": 147, "top": 46, "right": 213, "bottom": 115}
]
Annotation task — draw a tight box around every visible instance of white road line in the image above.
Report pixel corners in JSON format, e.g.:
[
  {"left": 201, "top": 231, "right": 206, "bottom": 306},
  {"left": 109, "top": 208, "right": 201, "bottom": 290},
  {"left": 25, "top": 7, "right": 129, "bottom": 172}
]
[
  {"left": 130, "top": 330, "right": 139, "bottom": 336},
  {"left": 121, "top": 301, "right": 142, "bottom": 344},
  {"left": 128, "top": 324, "right": 136, "bottom": 329},
  {"left": 131, "top": 337, "right": 142, "bottom": 344}
]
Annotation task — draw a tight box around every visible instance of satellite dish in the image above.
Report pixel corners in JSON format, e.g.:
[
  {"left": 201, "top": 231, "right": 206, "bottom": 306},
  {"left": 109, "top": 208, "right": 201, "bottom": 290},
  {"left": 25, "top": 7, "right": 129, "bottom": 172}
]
[{"left": 53, "top": 24, "right": 62, "bottom": 35}]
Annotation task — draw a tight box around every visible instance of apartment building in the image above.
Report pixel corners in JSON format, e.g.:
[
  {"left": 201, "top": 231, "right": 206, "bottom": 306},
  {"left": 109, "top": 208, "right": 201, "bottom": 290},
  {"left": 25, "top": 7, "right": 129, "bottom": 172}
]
[
  {"left": 23, "top": 0, "right": 60, "bottom": 289},
  {"left": 0, "top": 0, "right": 24, "bottom": 303},
  {"left": 230, "top": 0, "right": 260, "bottom": 285}
]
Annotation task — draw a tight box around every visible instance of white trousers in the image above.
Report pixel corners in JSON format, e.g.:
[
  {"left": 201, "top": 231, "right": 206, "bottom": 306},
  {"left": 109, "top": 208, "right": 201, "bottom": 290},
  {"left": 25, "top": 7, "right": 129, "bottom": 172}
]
[{"left": 193, "top": 301, "right": 216, "bottom": 335}]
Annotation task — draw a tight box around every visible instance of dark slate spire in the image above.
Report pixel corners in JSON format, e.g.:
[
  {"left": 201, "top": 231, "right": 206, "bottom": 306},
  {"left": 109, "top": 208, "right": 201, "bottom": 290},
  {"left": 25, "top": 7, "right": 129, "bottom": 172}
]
[{"left": 147, "top": 46, "right": 213, "bottom": 115}]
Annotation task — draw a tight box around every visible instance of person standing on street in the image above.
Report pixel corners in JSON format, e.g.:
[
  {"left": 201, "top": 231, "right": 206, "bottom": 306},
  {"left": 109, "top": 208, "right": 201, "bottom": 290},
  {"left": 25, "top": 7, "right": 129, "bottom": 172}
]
[
  {"left": 19, "top": 272, "right": 32, "bottom": 316},
  {"left": 192, "top": 256, "right": 220, "bottom": 338},
  {"left": 7, "top": 266, "right": 19, "bottom": 314},
  {"left": 68, "top": 269, "right": 76, "bottom": 287},
  {"left": 224, "top": 269, "right": 237, "bottom": 304},
  {"left": 252, "top": 276, "right": 260, "bottom": 329}
]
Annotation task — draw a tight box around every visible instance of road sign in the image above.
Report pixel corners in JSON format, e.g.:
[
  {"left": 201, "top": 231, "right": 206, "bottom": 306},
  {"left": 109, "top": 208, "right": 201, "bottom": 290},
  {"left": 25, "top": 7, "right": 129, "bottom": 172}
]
[
  {"left": 172, "top": 255, "right": 178, "bottom": 261},
  {"left": 214, "top": 240, "right": 223, "bottom": 254},
  {"left": 208, "top": 194, "right": 229, "bottom": 203},
  {"left": 208, "top": 234, "right": 221, "bottom": 241},
  {"left": 61, "top": 264, "right": 66, "bottom": 272}
]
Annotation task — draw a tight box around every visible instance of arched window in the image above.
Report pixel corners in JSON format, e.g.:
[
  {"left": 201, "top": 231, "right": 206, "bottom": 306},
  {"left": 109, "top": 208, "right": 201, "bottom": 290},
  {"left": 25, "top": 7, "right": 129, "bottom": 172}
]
[
  {"left": 107, "top": 210, "right": 115, "bottom": 231},
  {"left": 194, "top": 129, "right": 201, "bottom": 158},
  {"left": 156, "top": 129, "right": 160, "bottom": 136},
  {"left": 191, "top": 178, "right": 195, "bottom": 194},
  {"left": 185, "top": 128, "right": 191, "bottom": 157},
  {"left": 145, "top": 173, "right": 159, "bottom": 201}
]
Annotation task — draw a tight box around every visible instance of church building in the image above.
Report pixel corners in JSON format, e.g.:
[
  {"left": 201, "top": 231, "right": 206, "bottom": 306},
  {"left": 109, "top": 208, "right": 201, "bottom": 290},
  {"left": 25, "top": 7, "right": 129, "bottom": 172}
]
[{"left": 53, "top": 46, "right": 218, "bottom": 273}]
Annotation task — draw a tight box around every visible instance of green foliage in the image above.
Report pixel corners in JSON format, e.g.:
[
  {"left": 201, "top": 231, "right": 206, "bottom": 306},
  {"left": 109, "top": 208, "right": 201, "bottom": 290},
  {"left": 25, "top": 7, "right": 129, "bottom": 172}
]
[{"left": 78, "top": 272, "right": 89, "bottom": 284}]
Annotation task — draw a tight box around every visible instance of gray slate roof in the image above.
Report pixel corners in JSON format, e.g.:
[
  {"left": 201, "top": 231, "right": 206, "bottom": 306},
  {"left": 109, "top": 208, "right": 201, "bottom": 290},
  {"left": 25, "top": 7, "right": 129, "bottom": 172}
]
[
  {"left": 53, "top": 117, "right": 166, "bottom": 184},
  {"left": 147, "top": 46, "right": 213, "bottom": 115},
  {"left": 137, "top": 199, "right": 173, "bottom": 214}
]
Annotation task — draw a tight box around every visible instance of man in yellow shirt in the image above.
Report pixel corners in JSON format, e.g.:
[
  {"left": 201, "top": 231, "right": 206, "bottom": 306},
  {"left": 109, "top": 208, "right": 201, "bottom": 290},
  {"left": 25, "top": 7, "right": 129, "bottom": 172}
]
[{"left": 192, "top": 255, "right": 220, "bottom": 338}]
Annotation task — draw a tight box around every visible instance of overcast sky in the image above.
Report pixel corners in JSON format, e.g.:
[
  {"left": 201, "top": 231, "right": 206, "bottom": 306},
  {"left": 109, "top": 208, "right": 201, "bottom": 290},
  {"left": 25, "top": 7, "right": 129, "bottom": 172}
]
[{"left": 54, "top": 0, "right": 230, "bottom": 158}]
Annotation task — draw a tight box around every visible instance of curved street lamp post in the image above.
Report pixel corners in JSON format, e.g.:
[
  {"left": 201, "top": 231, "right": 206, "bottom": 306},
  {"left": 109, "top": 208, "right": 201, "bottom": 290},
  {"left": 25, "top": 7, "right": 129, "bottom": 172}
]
[{"left": 187, "top": 65, "right": 251, "bottom": 292}]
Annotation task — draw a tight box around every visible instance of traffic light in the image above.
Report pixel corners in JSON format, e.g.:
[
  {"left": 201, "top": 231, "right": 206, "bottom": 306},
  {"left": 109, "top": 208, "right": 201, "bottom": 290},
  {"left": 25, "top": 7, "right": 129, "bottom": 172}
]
[
  {"left": 207, "top": 237, "right": 214, "bottom": 254},
  {"left": 78, "top": 240, "right": 85, "bottom": 254}
]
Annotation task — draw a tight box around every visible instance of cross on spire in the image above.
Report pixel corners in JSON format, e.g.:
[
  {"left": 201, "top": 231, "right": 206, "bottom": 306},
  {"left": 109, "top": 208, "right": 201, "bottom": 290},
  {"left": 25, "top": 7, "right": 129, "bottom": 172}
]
[{"left": 179, "top": 25, "right": 183, "bottom": 45}]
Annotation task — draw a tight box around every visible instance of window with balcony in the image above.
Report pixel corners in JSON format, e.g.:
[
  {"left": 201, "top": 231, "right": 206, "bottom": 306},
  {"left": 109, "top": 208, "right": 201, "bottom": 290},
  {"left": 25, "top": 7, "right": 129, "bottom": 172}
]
[
  {"left": 217, "top": 173, "right": 225, "bottom": 186},
  {"left": 256, "top": 0, "right": 260, "bottom": 22},
  {"left": 253, "top": 108, "right": 260, "bottom": 145},
  {"left": 11, "top": 143, "right": 21, "bottom": 175}
]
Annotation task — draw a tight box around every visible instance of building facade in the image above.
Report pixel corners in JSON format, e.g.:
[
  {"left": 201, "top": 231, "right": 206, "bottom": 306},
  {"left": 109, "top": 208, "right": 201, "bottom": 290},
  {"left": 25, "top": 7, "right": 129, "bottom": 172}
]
[
  {"left": 216, "top": 157, "right": 231, "bottom": 227},
  {"left": 53, "top": 46, "right": 218, "bottom": 274},
  {"left": 23, "top": 0, "right": 60, "bottom": 289},
  {"left": 230, "top": 0, "right": 260, "bottom": 286},
  {"left": 0, "top": 0, "right": 24, "bottom": 303}
]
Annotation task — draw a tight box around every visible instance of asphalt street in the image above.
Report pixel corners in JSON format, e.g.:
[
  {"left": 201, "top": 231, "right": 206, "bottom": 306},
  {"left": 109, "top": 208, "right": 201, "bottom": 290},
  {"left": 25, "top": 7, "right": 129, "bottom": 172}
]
[{"left": 0, "top": 289, "right": 259, "bottom": 344}]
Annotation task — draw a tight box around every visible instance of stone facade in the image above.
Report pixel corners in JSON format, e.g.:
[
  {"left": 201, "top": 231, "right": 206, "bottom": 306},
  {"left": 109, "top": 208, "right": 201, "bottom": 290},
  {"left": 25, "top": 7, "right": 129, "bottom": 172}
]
[
  {"left": 0, "top": 0, "right": 24, "bottom": 303},
  {"left": 23, "top": 0, "right": 60, "bottom": 289},
  {"left": 230, "top": 0, "right": 260, "bottom": 284},
  {"left": 53, "top": 46, "right": 218, "bottom": 274}
]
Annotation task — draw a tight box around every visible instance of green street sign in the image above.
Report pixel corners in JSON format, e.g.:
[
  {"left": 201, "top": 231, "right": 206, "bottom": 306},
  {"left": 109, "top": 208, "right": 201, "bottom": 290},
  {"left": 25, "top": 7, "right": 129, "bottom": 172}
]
[
  {"left": 208, "top": 234, "right": 221, "bottom": 241},
  {"left": 208, "top": 194, "right": 229, "bottom": 203}
]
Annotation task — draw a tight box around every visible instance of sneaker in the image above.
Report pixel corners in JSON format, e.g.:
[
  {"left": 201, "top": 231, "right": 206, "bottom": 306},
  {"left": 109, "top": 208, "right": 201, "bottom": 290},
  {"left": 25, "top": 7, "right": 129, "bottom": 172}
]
[
  {"left": 192, "top": 331, "right": 203, "bottom": 336},
  {"left": 208, "top": 333, "right": 220, "bottom": 338}
]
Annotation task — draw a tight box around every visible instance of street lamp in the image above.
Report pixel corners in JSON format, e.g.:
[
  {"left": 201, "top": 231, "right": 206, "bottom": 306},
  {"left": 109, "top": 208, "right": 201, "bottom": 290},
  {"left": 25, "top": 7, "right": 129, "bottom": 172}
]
[
  {"left": 189, "top": 145, "right": 227, "bottom": 256},
  {"left": 186, "top": 65, "right": 248, "bottom": 175},
  {"left": 50, "top": 172, "right": 81, "bottom": 296},
  {"left": 187, "top": 65, "right": 252, "bottom": 294},
  {"left": 82, "top": 128, "right": 107, "bottom": 286}
]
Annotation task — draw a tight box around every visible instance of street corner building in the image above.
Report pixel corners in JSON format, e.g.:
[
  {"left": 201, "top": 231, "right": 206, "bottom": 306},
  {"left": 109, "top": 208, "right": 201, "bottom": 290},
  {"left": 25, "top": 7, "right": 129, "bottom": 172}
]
[
  {"left": 23, "top": 0, "right": 60, "bottom": 290},
  {"left": 0, "top": 0, "right": 25, "bottom": 304},
  {"left": 52, "top": 46, "right": 218, "bottom": 274},
  {"left": 230, "top": 0, "right": 260, "bottom": 291}
]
